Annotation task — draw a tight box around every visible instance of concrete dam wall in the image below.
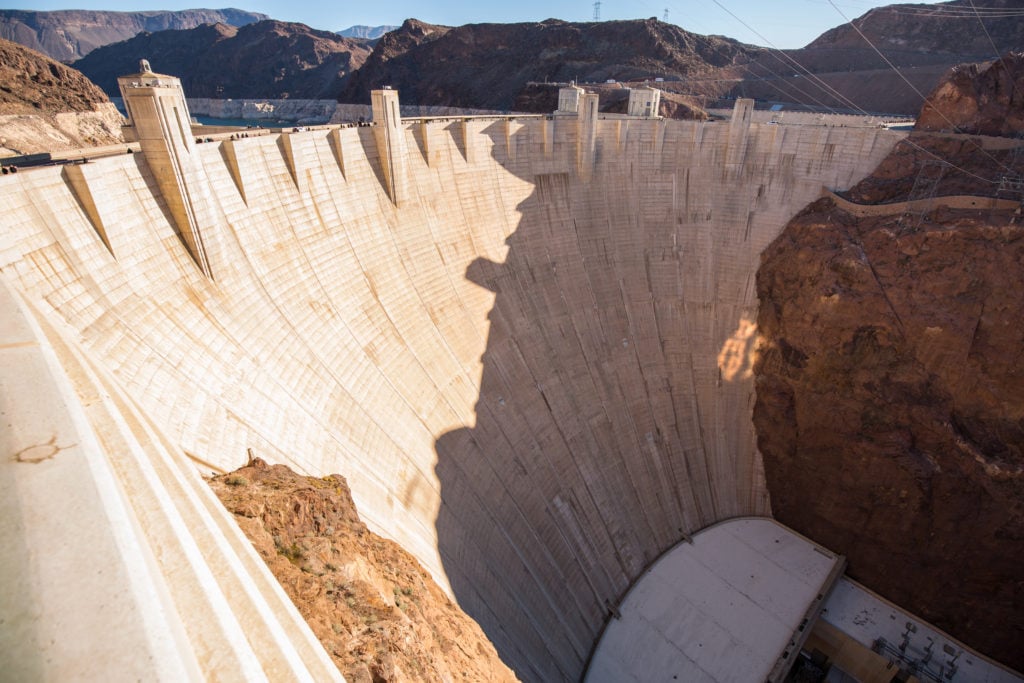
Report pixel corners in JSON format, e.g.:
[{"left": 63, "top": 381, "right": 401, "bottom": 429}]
[{"left": 0, "top": 94, "right": 904, "bottom": 679}]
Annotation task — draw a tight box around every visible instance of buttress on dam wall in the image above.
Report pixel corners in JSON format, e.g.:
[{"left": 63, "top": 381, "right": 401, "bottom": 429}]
[{"left": 1, "top": 72, "right": 908, "bottom": 680}]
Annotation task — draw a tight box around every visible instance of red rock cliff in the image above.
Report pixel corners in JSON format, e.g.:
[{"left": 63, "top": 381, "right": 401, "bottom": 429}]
[
  {"left": 754, "top": 134, "right": 1024, "bottom": 670},
  {"left": 210, "top": 459, "right": 517, "bottom": 683}
]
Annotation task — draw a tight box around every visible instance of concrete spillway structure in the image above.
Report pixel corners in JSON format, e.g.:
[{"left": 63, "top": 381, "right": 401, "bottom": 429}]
[{"left": 1, "top": 69, "right": 908, "bottom": 680}]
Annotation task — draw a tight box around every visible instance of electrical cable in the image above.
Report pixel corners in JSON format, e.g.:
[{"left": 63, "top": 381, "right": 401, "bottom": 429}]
[
  {"left": 707, "top": 0, "right": 877, "bottom": 113},
  {"left": 700, "top": 0, "right": 1013, "bottom": 185},
  {"left": 825, "top": 0, "right": 1017, "bottom": 177},
  {"left": 967, "top": 0, "right": 1018, "bottom": 102}
]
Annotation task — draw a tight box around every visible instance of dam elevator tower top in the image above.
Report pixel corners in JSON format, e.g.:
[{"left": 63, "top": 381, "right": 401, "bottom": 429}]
[{"left": 118, "top": 59, "right": 213, "bottom": 278}]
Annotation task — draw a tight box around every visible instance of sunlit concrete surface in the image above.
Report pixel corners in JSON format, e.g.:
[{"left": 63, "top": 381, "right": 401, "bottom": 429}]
[
  {"left": 0, "top": 275, "right": 341, "bottom": 682},
  {"left": 0, "top": 76, "right": 907, "bottom": 679},
  {"left": 584, "top": 518, "right": 843, "bottom": 683},
  {"left": 819, "top": 579, "right": 1024, "bottom": 683}
]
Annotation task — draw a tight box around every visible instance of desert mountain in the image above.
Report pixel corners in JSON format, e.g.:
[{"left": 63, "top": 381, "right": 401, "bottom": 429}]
[
  {"left": 807, "top": 0, "right": 1023, "bottom": 54},
  {"left": 13, "top": 1, "right": 1022, "bottom": 117},
  {"left": 0, "top": 8, "right": 267, "bottom": 62},
  {"left": 74, "top": 20, "right": 373, "bottom": 100},
  {"left": 0, "top": 37, "right": 122, "bottom": 154},
  {"left": 339, "top": 17, "right": 758, "bottom": 111},
  {"left": 337, "top": 25, "right": 398, "bottom": 40},
  {"left": 728, "top": 0, "right": 1024, "bottom": 113}
]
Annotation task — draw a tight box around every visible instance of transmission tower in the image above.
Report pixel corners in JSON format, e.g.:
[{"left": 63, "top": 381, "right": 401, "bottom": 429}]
[
  {"left": 898, "top": 160, "right": 947, "bottom": 233},
  {"left": 663, "top": 8, "right": 670, "bottom": 21},
  {"left": 994, "top": 146, "right": 1024, "bottom": 223},
  {"left": 593, "top": 1, "right": 601, "bottom": 21}
]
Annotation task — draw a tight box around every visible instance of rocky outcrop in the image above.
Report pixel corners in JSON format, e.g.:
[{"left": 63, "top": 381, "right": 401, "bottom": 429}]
[
  {"left": 339, "top": 17, "right": 758, "bottom": 110},
  {"left": 755, "top": 134, "right": 1024, "bottom": 670},
  {"left": 0, "top": 37, "right": 108, "bottom": 114},
  {"left": 916, "top": 53, "right": 1024, "bottom": 136},
  {"left": 210, "top": 459, "right": 517, "bottom": 683},
  {"left": 334, "top": 19, "right": 452, "bottom": 100},
  {"left": 74, "top": 20, "right": 372, "bottom": 100},
  {"left": 0, "top": 8, "right": 267, "bottom": 62},
  {"left": 0, "top": 38, "right": 122, "bottom": 154}
]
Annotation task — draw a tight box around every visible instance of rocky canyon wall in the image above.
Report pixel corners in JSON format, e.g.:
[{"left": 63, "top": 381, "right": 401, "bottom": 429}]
[{"left": 755, "top": 135, "right": 1024, "bottom": 671}]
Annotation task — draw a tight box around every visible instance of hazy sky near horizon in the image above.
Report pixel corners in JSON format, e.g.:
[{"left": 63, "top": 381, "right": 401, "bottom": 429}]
[{"left": 9, "top": 0, "right": 924, "bottom": 48}]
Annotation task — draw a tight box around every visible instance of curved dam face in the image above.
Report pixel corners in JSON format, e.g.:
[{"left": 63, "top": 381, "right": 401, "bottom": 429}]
[{"left": 0, "top": 98, "right": 902, "bottom": 679}]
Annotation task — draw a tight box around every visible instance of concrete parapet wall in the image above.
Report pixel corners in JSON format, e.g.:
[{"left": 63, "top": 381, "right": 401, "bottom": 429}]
[
  {"left": 331, "top": 102, "right": 510, "bottom": 124},
  {"left": 0, "top": 275, "right": 341, "bottom": 681},
  {"left": 0, "top": 112, "right": 905, "bottom": 680},
  {"left": 708, "top": 108, "right": 914, "bottom": 128}
]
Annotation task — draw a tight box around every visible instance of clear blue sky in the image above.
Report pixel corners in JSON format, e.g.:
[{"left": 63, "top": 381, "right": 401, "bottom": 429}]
[{"left": 8, "top": 0, "right": 922, "bottom": 48}]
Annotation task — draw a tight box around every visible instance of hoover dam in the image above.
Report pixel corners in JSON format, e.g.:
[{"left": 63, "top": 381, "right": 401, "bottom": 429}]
[{"left": 3, "top": 66, "right": 1018, "bottom": 681}]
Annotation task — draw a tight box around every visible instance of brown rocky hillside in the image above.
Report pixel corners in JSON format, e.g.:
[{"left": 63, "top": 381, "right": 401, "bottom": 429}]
[
  {"left": 339, "top": 17, "right": 758, "bottom": 111},
  {"left": 715, "top": 0, "right": 1024, "bottom": 114},
  {"left": 0, "top": 38, "right": 122, "bottom": 154},
  {"left": 0, "top": 37, "right": 108, "bottom": 114},
  {"left": 807, "top": 0, "right": 1023, "bottom": 55},
  {"left": 0, "top": 8, "right": 267, "bottom": 62},
  {"left": 754, "top": 61, "right": 1024, "bottom": 670},
  {"left": 209, "top": 458, "right": 518, "bottom": 683},
  {"left": 916, "top": 52, "right": 1024, "bottom": 136},
  {"left": 74, "top": 20, "right": 372, "bottom": 100}
]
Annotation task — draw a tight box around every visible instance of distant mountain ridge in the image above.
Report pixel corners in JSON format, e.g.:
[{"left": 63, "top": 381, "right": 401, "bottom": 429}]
[
  {"left": 8, "top": 0, "right": 1024, "bottom": 118},
  {"left": 339, "top": 17, "right": 758, "bottom": 111},
  {"left": 0, "top": 8, "right": 267, "bottom": 62},
  {"left": 807, "top": 0, "right": 1023, "bottom": 54},
  {"left": 73, "top": 20, "right": 372, "bottom": 100},
  {"left": 338, "top": 24, "right": 398, "bottom": 40},
  {"left": 725, "top": 0, "right": 1024, "bottom": 114}
]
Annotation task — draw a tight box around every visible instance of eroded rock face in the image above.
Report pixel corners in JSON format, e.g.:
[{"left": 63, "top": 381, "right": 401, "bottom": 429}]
[
  {"left": 0, "top": 37, "right": 109, "bottom": 114},
  {"left": 0, "top": 38, "right": 123, "bottom": 154},
  {"left": 916, "top": 53, "right": 1024, "bottom": 136},
  {"left": 755, "top": 159, "right": 1024, "bottom": 668},
  {"left": 209, "top": 459, "right": 517, "bottom": 683}
]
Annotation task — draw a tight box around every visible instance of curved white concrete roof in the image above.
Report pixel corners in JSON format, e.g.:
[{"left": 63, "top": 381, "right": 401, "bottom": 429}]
[{"left": 585, "top": 518, "right": 843, "bottom": 683}]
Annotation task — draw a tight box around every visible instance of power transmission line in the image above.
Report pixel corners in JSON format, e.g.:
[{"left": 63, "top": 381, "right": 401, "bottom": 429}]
[
  {"left": 824, "top": 0, "right": 1016, "bottom": 178},
  {"left": 708, "top": 0, "right": 866, "bottom": 112},
  {"left": 966, "top": 0, "right": 1017, "bottom": 103},
  {"left": 705, "top": 0, "right": 1011, "bottom": 186}
]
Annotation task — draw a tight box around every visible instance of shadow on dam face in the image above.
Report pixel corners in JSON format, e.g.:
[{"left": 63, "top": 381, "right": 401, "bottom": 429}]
[
  {"left": 0, "top": 106, "right": 905, "bottom": 681},
  {"left": 428, "top": 117, "right": 896, "bottom": 680}
]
